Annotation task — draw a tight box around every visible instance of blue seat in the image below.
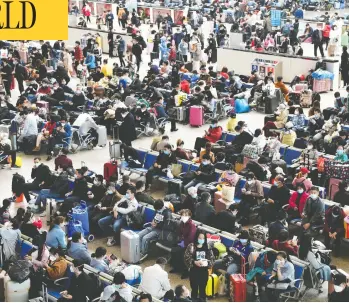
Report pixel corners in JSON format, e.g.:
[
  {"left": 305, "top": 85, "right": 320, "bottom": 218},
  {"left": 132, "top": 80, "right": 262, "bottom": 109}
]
[
  {"left": 19, "top": 240, "right": 33, "bottom": 258},
  {"left": 190, "top": 164, "right": 200, "bottom": 172},
  {"left": 214, "top": 170, "right": 222, "bottom": 182},
  {"left": 134, "top": 152, "right": 158, "bottom": 174},
  {"left": 283, "top": 147, "right": 302, "bottom": 165},
  {"left": 234, "top": 179, "right": 246, "bottom": 203},
  {"left": 221, "top": 235, "right": 234, "bottom": 248},
  {"left": 225, "top": 132, "right": 236, "bottom": 143},
  {"left": 177, "top": 160, "right": 192, "bottom": 173},
  {"left": 134, "top": 148, "right": 148, "bottom": 166},
  {"left": 144, "top": 207, "right": 155, "bottom": 223}
]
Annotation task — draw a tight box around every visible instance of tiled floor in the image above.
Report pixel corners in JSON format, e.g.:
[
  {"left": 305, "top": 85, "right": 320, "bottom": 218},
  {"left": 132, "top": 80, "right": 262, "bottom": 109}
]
[{"left": 2, "top": 10, "right": 349, "bottom": 300}]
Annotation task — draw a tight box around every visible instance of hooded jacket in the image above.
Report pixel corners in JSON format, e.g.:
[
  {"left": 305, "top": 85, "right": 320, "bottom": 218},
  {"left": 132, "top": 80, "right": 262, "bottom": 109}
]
[{"left": 68, "top": 241, "right": 91, "bottom": 264}]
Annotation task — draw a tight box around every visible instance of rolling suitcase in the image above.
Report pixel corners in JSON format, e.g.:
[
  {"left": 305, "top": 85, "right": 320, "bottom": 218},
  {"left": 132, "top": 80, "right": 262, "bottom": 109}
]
[
  {"left": 109, "top": 125, "right": 122, "bottom": 159},
  {"left": 206, "top": 273, "right": 219, "bottom": 297},
  {"left": 97, "top": 125, "right": 107, "bottom": 147},
  {"left": 46, "top": 199, "right": 57, "bottom": 224},
  {"left": 120, "top": 230, "right": 140, "bottom": 264},
  {"left": 0, "top": 124, "right": 10, "bottom": 136},
  {"left": 189, "top": 106, "right": 204, "bottom": 127},
  {"left": 230, "top": 257, "right": 246, "bottom": 302},
  {"left": 4, "top": 276, "right": 31, "bottom": 302},
  {"left": 176, "top": 107, "right": 185, "bottom": 122},
  {"left": 104, "top": 160, "right": 118, "bottom": 182},
  {"left": 329, "top": 177, "right": 341, "bottom": 201},
  {"left": 265, "top": 95, "right": 279, "bottom": 114}
]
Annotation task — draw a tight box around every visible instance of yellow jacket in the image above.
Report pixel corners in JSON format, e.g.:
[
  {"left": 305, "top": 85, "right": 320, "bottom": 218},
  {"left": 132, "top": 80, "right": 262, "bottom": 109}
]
[
  {"left": 101, "top": 64, "right": 112, "bottom": 77},
  {"left": 227, "top": 118, "right": 237, "bottom": 132}
]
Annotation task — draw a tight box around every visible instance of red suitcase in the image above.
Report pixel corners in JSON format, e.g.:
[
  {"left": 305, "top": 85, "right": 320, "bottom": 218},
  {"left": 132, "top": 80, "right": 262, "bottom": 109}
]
[
  {"left": 103, "top": 160, "right": 118, "bottom": 182},
  {"left": 329, "top": 177, "right": 341, "bottom": 201},
  {"left": 230, "top": 257, "right": 246, "bottom": 302},
  {"left": 189, "top": 106, "right": 204, "bottom": 127}
]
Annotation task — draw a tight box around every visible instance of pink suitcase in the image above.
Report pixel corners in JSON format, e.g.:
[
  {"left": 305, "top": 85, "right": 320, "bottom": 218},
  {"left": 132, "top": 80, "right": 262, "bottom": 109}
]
[
  {"left": 189, "top": 106, "right": 204, "bottom": 127},
  {"left": 36, "top": 101, "right": 49, "bottom": 110},
  {"left": 294, "top": 83, "right": 308, "bottom": 92}
]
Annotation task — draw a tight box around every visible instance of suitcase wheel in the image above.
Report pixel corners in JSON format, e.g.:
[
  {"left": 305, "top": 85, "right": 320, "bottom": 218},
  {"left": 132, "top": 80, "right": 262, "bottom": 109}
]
[{"left": 87, "top": 234, "right": 95, "bottom": 242}]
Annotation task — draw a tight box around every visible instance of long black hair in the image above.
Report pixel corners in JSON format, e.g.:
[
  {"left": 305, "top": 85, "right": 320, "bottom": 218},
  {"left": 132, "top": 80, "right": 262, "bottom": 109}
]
[
  {"left": 0, "top": 199, "right": 11, "bottom": 217},
  {"left": 194, "top": 229, "right": 209, "bottom": 250}
]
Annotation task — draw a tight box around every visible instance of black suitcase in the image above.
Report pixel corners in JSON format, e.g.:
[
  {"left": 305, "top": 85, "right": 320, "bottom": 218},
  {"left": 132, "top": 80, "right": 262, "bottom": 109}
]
[
  {"left": 265, "top": 95, "right": 279, "bottom": 114},
  {"left": 197, "top": 184, "right": 218, "bottom": 202},
  {"left": 323, "top": 107, "right": 339, "bottom": 121},
  {"left": 167, "top": 179, "right": 182, "bottom": 196}
]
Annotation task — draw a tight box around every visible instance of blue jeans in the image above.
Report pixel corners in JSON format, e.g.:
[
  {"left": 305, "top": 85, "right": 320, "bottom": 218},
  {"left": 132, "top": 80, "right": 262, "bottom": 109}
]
[
  {"left": 35, "top": 189, "right": 61, "bottom": 208},
  {"left": 98, "top": 214, "right": 126, "bottom": 236},
  {"left": 138, "top": 227, "right": 160, "bottom": 254}
]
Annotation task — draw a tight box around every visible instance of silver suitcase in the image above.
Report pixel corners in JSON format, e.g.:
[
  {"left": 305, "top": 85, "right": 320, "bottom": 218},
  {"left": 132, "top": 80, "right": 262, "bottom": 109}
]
[
  {"left": 46, "top": 199, "right": 57, "bottom": 224},
  {"left": 120, "top": 230, "right": 140, "bottom": 264},
  {"left": 109, "top": 125, "right": 122, "bottom": 159},
  {"left": 0, "top": 124, "right": 10, "bottom": 136}
]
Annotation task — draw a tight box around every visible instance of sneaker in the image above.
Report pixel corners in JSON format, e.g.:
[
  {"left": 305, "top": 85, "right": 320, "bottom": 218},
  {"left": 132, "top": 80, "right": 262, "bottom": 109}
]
[
  {"left": 140, "top": 253, "right": 148, "bottom": 262},
  {"left": 10, "top": 165, "right": 20, "bottom": 170},
  {"left": 94, "top": 145, "right": 103, "bottom": 150},
  {"left": 107, "top": 237, "right": 116, "bottom": 247}
]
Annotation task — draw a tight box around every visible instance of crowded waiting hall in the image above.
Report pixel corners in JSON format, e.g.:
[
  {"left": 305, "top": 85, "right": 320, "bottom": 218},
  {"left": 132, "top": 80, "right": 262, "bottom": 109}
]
[{"left": 2, "top": 0, "right": 349, "bottom": 302}]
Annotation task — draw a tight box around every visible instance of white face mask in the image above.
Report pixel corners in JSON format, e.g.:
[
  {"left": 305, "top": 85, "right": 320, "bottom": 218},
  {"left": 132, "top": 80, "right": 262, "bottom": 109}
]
[
  {"left": 181, "top": 216, "right": 190, "bottom": 223},
  {"left": 310, "top": 194, "right": 318, "bottom": 200},
  {"left": 49, "top": 255, "right": 57, "bottom": 262},
  {"left": 34, "top": 162, "right": 40, "bottom": 167},
  {"left": 94, "top": 180, "right": 101, "bottom": 186},
  {"left": 307, "top": 145, "right": 313, "bottom": 150}
]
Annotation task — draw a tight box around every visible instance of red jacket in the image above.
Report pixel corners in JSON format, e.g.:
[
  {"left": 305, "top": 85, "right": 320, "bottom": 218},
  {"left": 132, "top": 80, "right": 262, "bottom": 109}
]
[
  {"left": 180, "top": 80, "right": 190, "bottom": 94},
  {"left": 44, "top": 121, "right": 56, "bottom": 134},
  {"left": 180, "top": 219, "right": 197, "bottom": 247},
  {"left": 323, "top": 25, "right": 331, "bottom": 38},
  {"left": 324, "top": 206, "right": 345, "bottom": 234},
  {"left": 272, "top": 240, "right": 299, "bottom": 257},
  {"left": 74, "top": 46, "right": 84, "bottom": 61},
  {"left": 204, "top": 126, "right": 223, "bottom": 143},
  {"left": 82, "top": 7, "right": 91, "bottom": 17},
  {"left": 288, "top": 191, "right": 309, "bottom": 216},
  {"left": 169, "top": 48, "right": 176, "bottom": 61}
]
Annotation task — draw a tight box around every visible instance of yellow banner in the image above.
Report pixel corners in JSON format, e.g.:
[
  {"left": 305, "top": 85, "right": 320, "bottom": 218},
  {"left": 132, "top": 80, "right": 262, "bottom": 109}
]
[{"left": 0, "top": 0, "right": 68, "bottom": 39}]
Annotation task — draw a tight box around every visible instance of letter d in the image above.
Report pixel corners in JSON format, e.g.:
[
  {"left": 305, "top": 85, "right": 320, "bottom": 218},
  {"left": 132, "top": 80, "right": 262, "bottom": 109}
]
[{"left": 20, "top": 1, "right": 36, "bottom": 28}]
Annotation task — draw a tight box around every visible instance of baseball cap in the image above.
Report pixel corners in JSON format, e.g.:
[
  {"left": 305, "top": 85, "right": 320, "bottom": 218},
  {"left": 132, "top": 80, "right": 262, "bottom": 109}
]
[
  {"left": 300, "top": 167, "right": 310, "bottom": 174},
  {"left": 275, "top": 167, "right": 285, "bottom": 175}
]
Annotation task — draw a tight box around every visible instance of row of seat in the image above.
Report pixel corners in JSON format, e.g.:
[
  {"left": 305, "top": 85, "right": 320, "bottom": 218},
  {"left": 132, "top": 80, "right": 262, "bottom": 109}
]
[{"left": 12, "top": 232, "right": 162, "bottom": 302}]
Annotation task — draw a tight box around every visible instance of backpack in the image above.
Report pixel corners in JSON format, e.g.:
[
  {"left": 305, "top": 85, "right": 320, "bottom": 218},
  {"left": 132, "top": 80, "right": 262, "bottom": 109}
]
[
  {"left": 8, "top": 260, "right": 31, "bottom": 283},
  {"left": 158, "top": 219, "right": 180, "bottom": 247},
  {"left": 88, "top": 272, "right": 104, "bottom": 301},
  {"left": 126, "top": 210, "right": 144, "bottom": 230},
  {"left": 12, "top": 173, "right": 25, "bottom": 197}
]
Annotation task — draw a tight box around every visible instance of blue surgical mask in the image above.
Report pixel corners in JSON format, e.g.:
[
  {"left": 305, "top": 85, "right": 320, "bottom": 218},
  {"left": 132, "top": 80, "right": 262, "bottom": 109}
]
[
  {"left": 273, "top": 181, "right": 279, "bottom": 187},
  {"left": 297, "top": 189, "right": 304, "bottom": 194},
  {"left": 202, "top": 161, "right": 208, "bottom": 166},
  {"left": 211, "top": 124, "right": 216, "bottom": 128},
  {"left": 192, "top": 194, "right": 198, "bottom": 199},
  {"left": 163, "top": 150, "right": 170, "bottom": 155},
  {"left": 240, "top": 239, "right": 248, "bottom": 245},
  {"left": 107, "top": 190, "right": 113, "bottom": 195},
  {"left": 125, "top": 193, "right": 130, "bottom": 199},
  {"left": 198, "top": 239, "right": 205, "bottom": 245},
  {"left": 337, "top": 149, "right": 344, "bottom": 155},
  {"left": 310, "top": 194, "right": 318, "bottom": 200}
]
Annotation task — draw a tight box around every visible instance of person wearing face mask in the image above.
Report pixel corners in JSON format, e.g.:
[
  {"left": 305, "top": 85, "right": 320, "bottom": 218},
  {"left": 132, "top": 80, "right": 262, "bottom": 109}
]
[
  {"left": 170, "top": 209, "right": 197, "bottom": 278},
  {"left": 266, "top": 251, "right": 295, "bottom": 300},
  {"left": 291, "top": 107, "right": 306, "bottom": 132},
  {"left": 99, "top": 187, "right": 138, "bottom": 247},
  {"left": 287, "top": 182, "right": 309, "bottom": 220},
  {"left": 262, "top": 175, "right": 290, "bottom": 225},
  {"left": 302, "top": 186, "right": 325, "bottom": 232},
  {"left": 238, "top": 172, "right": 264, "bottom": 225},
  {"left": 41, "top": 80, "right": 65, "bottom": 107},
  {"left": 34, "top": 165, "right": 69, "bottom": 213},
  {"left": 119, "top": 108, "right": 137, "bottom": 147},
  {"left": 184, "top": 231, "right": 215, "bottom": 302},
  {"left": 308, "top": 108, "right": 325, "bottom": 138},
  {"left": 89, "top": 183, "right": 118, "bottom": 233},
  {"left": 43, "top": 247, "right": 68, "bottom": 281},
  {"left": 101, "top": 272, "right": 133, "bottom": 302},
  {"left": 280, "top": 121, "right": 297, "bottom": 146},
  {"left": 146, "top": 144, "right": 177, "bottom": 190},
  {"left": 324, "top": 205, "right": 345, "bottom": 257},
  {"left": 46, "top": 216, "right": 67, "bottom": 249},
  {"left": 89, "top": 174, "right": 106, "bottom": 205},
  {"left": 267, "top": 209, "right": 289, "bottom": 244},
  {"left": 182, "top": 187, "right": 198, "bottom": 216},
  {"left": 299, "top": 234, "right": 331, "bottom": 290},
  {"left": 54, "top": 148, "right": 73, "bottom": 171},
  {"left": 333, "top": 181, "right": 349, "bottom": 207},
  {"left": 59, "top": 259, "right": 95, "bottom": 302},
  {"left": 67, "top": 231, "right": 91, "bottom": 264},
  {"left": 184, "top": 154, "right": 215, "bottom": 194},
  {"left": 19, "top": 157, "right": 51, "bottom": 203},
  {"left": 60, "top": 169, "right": 88, "bottom": 214},
  {"left": 292, "top": 167, "right": 313, "bottom": 192},
  {"left": 214, "top": 230, "right": 254, "bottom": 282},
  {"left": 334, "top": 145, "right": 348, "bottom": 162},
  {"left": 135, "top": 180, "right": 155, "bottom": 206},
  {"left": 272, "top": 230, "right": 299, "bottom": 257},
  {"left": 140, "top": 257, "right": 173, "bottom": 299}
]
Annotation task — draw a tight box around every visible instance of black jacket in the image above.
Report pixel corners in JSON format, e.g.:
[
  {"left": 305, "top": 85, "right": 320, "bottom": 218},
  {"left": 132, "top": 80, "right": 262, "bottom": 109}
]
[
  {"left": 154, "top": 207, "right": 172, "bottom": 229},
  {"left": 155, "top": 152, "right": 177, "bottom": 169},
  {"left": 53, "top": 66, "right": 70, "bottom": 84},
  {"left": 196, "top": 163, "right": 215, "bottom": 183},
  {"left": 267, "top": 185, "right": 291, "bottom": 209},
  {"left": 31, "top": 164, "right": 51, "bottom": 185},
  {"left": 68, "top": 272, "right": 95, "bottom": 302},
  {"left": 72, "top": 177, "right": 88, "bottom": 200},
  {"left": 120, "top": 112, "right": 137, "bottom": 142},
  {"left": 14, "top": 64, "right": 28, "bottom": 80},
  {"left": 51, "top": 172, "right": 69, "bottom": 197},
  {"left": 72, "top": 94, "right": 86, "bottom": 109},
  {"left": 182, "top": 196, "right": 197, "bottom": 216},
  {"left": 195, "top": 202, "right": 215, "bottom": 225},
  {"left": 132, "top": 43, "right": 143, "bottom": 57},
  {"left": 233, "top": 131, "right": 253, "bottom": 148},
  {"left": 135, "top": 192, "right": 155, "bottom": 205},
  {"left": 50, "top": 87, "right": 65, "bottom": 102},
  {"left": 214, "top": 210, "right": 236, "bottom": 233}
]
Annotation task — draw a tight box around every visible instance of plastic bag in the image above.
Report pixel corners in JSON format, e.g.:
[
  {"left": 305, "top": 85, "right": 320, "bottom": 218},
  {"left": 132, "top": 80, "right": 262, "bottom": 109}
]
[{"left": 235, "top": 98, "right": 250, "bottom": 113}]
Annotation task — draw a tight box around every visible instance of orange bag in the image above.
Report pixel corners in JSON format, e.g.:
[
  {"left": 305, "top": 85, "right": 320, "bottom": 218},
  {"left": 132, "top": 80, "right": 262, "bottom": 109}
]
[
  {"left": 344, "top": 216, "right": 349, "bottom": 239},
  {"left": 317, "top": 156, "right": 326, "bottom": 173},
  {"left": 15, "top": 194, "right": 24, "bottom": 203}
]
